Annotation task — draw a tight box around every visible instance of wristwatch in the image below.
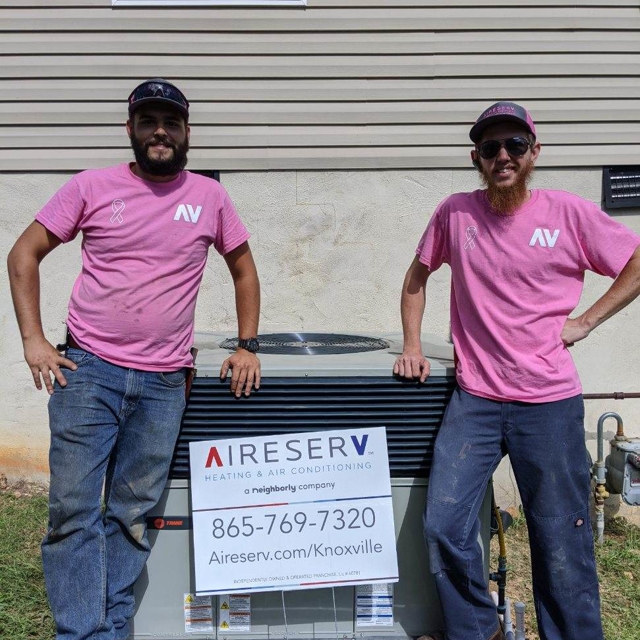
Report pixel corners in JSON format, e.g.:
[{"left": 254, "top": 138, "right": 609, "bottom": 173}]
[{"left": 237, "top": 337, "right": 260, "bottom": 353}]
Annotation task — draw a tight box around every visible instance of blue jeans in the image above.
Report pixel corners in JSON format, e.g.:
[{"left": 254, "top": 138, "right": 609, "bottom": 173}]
[
  {"left": 425, "top": 388, "right": 603, "bottom": 640},
  {"left": 42, "top": 348, "right": 186, "bottom": 640}
]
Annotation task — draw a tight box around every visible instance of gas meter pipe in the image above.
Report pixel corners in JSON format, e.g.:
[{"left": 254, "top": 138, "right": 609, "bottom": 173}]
[
  {"left": 514, "top": 602, "right": 526, "bottom": 640},
  {"left": 594, "top": 412, "right": 624, "bottom": 543},
  {"left": 583, "top": 393, "right": 640, "bottom": 400},
  {"left": 503, "top": 597, "right": 515, "bottom": 640},
  {"left": 490, "top": 495, "right": 508, "bottom": 616}
]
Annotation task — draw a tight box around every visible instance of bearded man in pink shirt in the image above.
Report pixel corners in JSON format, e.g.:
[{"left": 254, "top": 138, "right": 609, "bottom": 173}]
[
  {"left": 394, "top": 102, "right": 640, "bottom": 640},
  {"left": 7, "top": 79, "right": 261, "bottom": 640}
]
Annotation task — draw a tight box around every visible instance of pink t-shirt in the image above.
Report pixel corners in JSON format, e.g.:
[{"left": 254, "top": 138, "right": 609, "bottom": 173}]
[
  {"left": 417, "top": 189, "right": 640, "bottom": 403},
  {"left": 36, "top": 163, "right": 250, "bottom": 371}
]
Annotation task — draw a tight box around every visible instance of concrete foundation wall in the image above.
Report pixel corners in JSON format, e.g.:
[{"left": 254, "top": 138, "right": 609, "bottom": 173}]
[{"left": 2, "top": 168, "right": 639, "bottom": 509}]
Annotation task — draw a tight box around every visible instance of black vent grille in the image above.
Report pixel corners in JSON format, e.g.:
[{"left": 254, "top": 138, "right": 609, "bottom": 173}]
[
  {"left": 170, "top": 376, "right": 455, "bottom": 480},
  {"left": 603, "top": 166, "right": 640, "bottom": 209}
]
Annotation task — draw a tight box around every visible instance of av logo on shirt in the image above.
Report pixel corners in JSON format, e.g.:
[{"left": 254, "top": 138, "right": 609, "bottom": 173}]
[
  {"left": 529, "top": 228, "right": 560, "bottom": 248},
  {"left": 174, "top": 204, "right": 203, "bottom": 224}
]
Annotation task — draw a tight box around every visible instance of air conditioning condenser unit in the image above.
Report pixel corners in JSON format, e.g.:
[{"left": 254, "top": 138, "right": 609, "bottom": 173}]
[{"left": 132, "top": 332, "right": 492, "bottom": 639}]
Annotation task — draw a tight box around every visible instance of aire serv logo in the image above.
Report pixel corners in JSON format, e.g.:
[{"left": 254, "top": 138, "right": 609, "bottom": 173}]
[
  {"left": 529, "top": 228, "right": 560, "bottom": 248},
  {"left": 204, "top": 433, "right": 370, "bottom": 469},
  {"left": 174, "top": 204, "right": 203, "bottom": 223}
]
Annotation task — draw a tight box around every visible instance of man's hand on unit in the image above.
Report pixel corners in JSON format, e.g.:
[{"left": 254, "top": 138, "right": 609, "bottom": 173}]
[
  {"left": 220, "top": 351, "right": 261, "bottom": 398},
  {"left": 393, "top": 351, "right": 431, "bottom": 383}
]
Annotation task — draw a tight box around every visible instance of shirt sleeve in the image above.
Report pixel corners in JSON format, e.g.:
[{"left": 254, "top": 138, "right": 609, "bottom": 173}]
[
  {"left": 577, "top": 201, "right": 640, "bottom": 278},
  {"left": 213, "top": 193, "right": 251, "bottom": 255},
  {"left": 415, "top": 200, "right": 448, "bottom": 272},
  {"left": 34, "top": 176, "right": 85, "bottom": 243}
]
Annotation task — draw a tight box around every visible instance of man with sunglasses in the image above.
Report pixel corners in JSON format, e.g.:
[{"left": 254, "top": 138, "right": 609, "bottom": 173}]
[
  {"left": 394, "top": 101, "right": 640, "bottom": 640},
  {"left": 7, "top": 78, "right": 261, "bottom": 640}
]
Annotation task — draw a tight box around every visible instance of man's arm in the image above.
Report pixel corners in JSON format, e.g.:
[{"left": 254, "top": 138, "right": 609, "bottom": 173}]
[
  {"left": 220, "top": 241, "right": 261, "bottom": 397},
  {"left": 393, "top": 256, "right": 432, "bottom": 382},
  {"left": 562, "top": 245, "right": 640, "bottom": 346},
  {"left": 7, "top": 221, "right": 77, "bottom": 394}
]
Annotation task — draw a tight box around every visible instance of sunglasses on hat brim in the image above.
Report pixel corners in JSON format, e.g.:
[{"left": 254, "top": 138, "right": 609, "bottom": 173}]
[{"left": 476, "top": 136, "right": 533, "bottom": 160}]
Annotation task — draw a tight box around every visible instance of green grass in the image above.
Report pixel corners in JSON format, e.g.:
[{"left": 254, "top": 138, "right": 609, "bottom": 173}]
[
  {"left": 491, "top": 511, "right": 640, "bottom": 640},
  {"left": 0, "top": 490, "right": 54, "bottom": 640},
  {"left": 596, "top": 518, "right": 640, "bottom": 640},
  {"left": 1, "top": 490, "right": 639, "bottom": 640}
]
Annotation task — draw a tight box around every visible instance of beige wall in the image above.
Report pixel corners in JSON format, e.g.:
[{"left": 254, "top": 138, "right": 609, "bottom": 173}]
[{"left": 2, "top": 167, "right": 639, "bottom": 494}]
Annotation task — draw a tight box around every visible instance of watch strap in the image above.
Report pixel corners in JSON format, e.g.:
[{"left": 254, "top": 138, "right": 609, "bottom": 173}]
[{"left": 237, "top": 337, "right": 260, "bottom": 353}]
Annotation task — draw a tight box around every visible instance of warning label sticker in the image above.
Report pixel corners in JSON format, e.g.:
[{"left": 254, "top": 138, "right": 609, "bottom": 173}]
[
  {"left": 184, "top": 593, "right": 214, "bottom": 634},
  {"left": 218, "top": 594, "right": 251, "bottom": 632},
  {"left": 355, "top": 583, "right": 394, "bottom": 627}
]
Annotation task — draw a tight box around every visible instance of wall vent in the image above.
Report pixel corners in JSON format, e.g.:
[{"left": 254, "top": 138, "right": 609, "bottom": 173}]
[{"left": 603, "top": 166, "right": 640, "bottom": 209}]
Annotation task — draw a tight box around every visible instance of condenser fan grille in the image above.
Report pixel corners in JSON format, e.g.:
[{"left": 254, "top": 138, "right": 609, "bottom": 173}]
[
  {"left": 220, "top": 332, "right": 390, "bottom": 355},
  {"left": 171, "top": 376, "right": 455, "bottom": 480}
]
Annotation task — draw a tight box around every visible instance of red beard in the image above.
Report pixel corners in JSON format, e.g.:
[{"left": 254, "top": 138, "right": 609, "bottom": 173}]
[{"left": 480, "top": 159, "right": 535, "bottom": 215}]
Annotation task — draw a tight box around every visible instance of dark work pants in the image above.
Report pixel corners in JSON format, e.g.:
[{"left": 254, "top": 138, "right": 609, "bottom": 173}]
[{"left": 424, "top": 388, "right": 603, "bottom": 640}]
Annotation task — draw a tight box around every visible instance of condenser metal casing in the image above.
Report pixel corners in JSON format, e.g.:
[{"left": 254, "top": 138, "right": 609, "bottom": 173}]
[{"left": 132, "top": 332, "right": 492, "bottom": 639}]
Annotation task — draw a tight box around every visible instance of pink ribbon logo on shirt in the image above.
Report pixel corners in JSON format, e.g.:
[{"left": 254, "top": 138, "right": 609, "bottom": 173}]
[
  {"left": 464, "top": 226, "right": 478, "bottom": 250},
  {"left": 110, "top": 199, "right": 125, "bottom": 224}
]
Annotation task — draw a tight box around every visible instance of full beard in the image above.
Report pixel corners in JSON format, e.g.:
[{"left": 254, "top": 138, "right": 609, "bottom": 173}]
[
  {"left": 130, "top": 135, "right": 189, "bottom": 177},
  {"left": 480, "top": 159, "right": 535, "bottom": 215}
]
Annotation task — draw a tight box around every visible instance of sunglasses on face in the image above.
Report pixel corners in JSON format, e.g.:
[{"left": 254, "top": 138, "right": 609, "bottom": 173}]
[
  {"left": 128, "top": 82, "right": 189, "bottom": 110},
  {"left": 476, "top": 136, "right": 532, "bottom": 160}
]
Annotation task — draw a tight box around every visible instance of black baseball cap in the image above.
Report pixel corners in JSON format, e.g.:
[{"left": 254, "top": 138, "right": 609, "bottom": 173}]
[
  {"left": 469, "top": 101, "right": 536, "bottom": 143},
  {"left": 128, "top": 78, "right": 189, "bottom": 121}
]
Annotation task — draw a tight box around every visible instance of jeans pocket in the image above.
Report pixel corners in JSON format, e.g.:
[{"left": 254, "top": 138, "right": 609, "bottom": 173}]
[
  {"left": 64, "top": 347, "right": 97, "bottom": 367},
  {"left": 158, "top": 369, "right": 186, "bottom": 388}
]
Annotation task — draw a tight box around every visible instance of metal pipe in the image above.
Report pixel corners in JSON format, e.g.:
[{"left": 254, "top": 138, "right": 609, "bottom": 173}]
[
  {"left": 594, "top": 483, "right": 608, "bottom": 545},
  {"left": 492, "top": 503, "right": 507, "bottom": 616},
  {"left": 503, "top": 598, "right": 515, "bottom": 640},
  {"left": 583, "top": 393, "right": 640, "bottom": 400},
  {"left": 489, "top": 494, "right": 508, "bottom": 617},
  {"left": 514, "top": 602, "right": 526, "bottom": 640},
  {"left": 597, "top": 411, "right": 625, "bottom": 447},
  {"left": 594, "top": 412, "right": 623, "bottom": 543}
]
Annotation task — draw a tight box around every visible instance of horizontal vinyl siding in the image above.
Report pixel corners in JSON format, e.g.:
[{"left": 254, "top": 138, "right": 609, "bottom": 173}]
[
  {"left": 5, "top": 123, "right": 640, "bottom": 149},
  {"left": 3, "top": 54, "right": 640, "bottom": 80},
  {"left": 5, "top": 8, "right": 640, "bottom": 31},
  {"left": 7, "top": 32, "right": 640, "bottom": 56},
  {"left": 1, "top": 1, "right": 639, "bottom": 170}
]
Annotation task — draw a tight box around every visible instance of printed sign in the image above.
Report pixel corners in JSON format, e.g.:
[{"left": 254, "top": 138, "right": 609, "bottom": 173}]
[{"left": 189, "top": 427, "right": 398, "bottom": 595}]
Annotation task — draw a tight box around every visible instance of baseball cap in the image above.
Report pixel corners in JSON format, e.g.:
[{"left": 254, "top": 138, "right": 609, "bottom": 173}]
[
  {"left": 469, "top": 101, "right": 536, "bottom": 143},
  {"left": 128, "top": 78, "right": 189, "bottom": 121}
]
